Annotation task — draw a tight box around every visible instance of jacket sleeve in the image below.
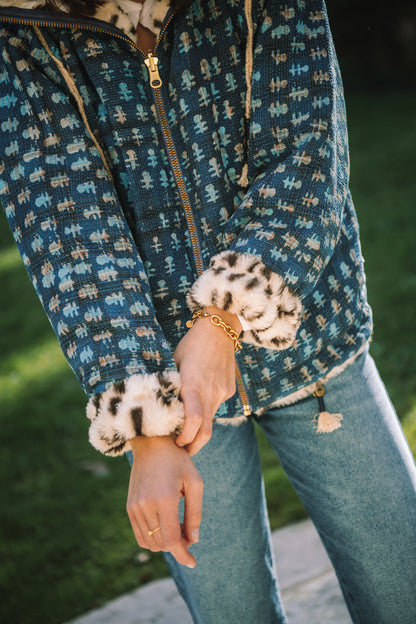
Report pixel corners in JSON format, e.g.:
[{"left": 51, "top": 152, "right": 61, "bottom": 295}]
[
  {"left": 0, "top": 26, "right": 184, "bottom": 456},
  {"left": 187, "top": 0, "right": 349, "bottom": 350}
]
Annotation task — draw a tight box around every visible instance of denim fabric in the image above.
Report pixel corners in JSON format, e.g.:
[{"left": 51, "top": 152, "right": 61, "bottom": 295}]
[{"left": 165, "top": 349, "right": 416, "bottom": 624}]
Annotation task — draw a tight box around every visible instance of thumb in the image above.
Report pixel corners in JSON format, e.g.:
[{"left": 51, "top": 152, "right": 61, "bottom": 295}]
[{"left": 176, "top": 388, "right": 203, "bottom": 447}]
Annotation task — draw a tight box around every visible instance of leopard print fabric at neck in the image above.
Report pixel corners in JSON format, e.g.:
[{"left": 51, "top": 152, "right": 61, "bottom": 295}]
[
  {"left": 110, "top": 0, "right": 171, "bottom": 41},
  {"left": 0, "top": 0, "right": 171, "bottom": 40}
]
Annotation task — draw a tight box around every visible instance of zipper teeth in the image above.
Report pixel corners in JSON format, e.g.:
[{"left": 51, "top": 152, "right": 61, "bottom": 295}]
[
  {"left": 153, "top": 88, "right": 205, "bottom": 276},
  {"left": 151, "top": 8, "right": 205, "bottom": 275},
  {"left": 1, "top": 15, "right": 138, "bottom": 46},
  {"left": 236, "top": 367, "right": 251, "bottom": 415},
  {"left": 154, "top": 84, "right": 251, "bottom": 411},
  {"left": 151, "top": 83, "right": 251, "bottom": 413},
  {"left": 1, "top": 5, "right": 176, "bottom": 58},
  {"left": 4, "top": 9, "right": 252, "bottom": 414},
  {"left": 154, "top": 88, "right": 251, "bottom": 416},
  {"left": 154, "top": 7, "right": 177, "bottom": 55}
]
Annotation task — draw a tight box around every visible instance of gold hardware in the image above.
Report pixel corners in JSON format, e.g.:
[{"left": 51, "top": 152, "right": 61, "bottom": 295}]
[
  {"left": 186, "top": 310, "right": 242, "bottom": 352},
  {"left": 144, "top": 53, "right": 162, "bottom": 88},
  {"left": 313, "top": 383, "right": 325, "bottom": 398}
]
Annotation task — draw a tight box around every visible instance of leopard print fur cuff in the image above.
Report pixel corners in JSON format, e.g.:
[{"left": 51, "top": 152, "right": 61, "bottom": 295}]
[
  {"left": 187, "top": 251, "right": 302, "bottom": 350},
  {"left": 86, "top": 371, "right": 184, "bottom": 456}
]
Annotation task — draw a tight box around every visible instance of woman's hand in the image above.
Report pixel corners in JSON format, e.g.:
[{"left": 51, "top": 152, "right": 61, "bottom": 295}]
[
  {"left": 127, "top": 435, "right": 203, "bottom": 568},
  {"left": 173, "top": 307, "right": 241, "bottom": 456},
  {"left": 126, "top": 308, "right": 240, "bottom": 565}
]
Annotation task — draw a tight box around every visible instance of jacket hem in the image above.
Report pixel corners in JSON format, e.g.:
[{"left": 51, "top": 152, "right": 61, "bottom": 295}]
[
  {"left": 255, "top": 342, "right": 368, "bottom": 414},
  {"left": 214, "top": 342, "right": 368, "bottom": 425}
]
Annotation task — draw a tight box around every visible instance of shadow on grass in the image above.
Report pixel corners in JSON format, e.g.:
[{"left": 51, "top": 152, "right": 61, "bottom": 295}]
[
  {"left": 0, "top": 213, "right": 170, "bottom": 623},
  {"left": 0, "top": 367, "right": 169, "bottom": 624}
]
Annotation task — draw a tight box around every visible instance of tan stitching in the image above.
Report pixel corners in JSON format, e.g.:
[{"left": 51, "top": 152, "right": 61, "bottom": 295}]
[
  {"left": 244, "top": 0, "right": 254, "bottom": 120},
  {"left": 33, "top": 26, "right": 115, "bottom": 184}
]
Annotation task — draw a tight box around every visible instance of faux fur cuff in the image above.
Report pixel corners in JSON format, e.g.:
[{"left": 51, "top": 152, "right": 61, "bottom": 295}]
[
  {"left": 187, "top": 251, "right": 302, "bottom": 350},
  {"left": 86, "top": 371, "right": 185, "bottom": 457}
]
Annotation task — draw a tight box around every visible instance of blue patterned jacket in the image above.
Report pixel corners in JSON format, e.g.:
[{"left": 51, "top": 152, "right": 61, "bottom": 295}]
[{"left": 0, "top": 0, "right": 372, "bottom": 455}]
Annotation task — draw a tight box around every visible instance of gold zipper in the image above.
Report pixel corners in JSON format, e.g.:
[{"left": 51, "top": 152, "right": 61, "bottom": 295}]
[
  {"left": 2, "top": 7, "right": 252, "bottom": 416},
  {"left": 144, "top": 53, "right": 252, "bottom": 416},
  {"left": 236, "top": 369, "right": 252, "bottom": 416},
  {"left": 0, "top": 14, "right": 140, "bottom": 48},
  {"left": 144, "top": 53, "right": 162, "bottom": 88},
  {"left": 144, "top": 54, "right": 204, "bottom": 276}
]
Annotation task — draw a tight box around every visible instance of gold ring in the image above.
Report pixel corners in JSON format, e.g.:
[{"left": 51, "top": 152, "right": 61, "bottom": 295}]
[{"left": 148, "top": 526, "right": 161, "bottom": 536}]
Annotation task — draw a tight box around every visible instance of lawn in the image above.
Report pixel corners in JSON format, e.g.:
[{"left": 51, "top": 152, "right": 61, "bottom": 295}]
[{"left": 0, "top": 91, "right": 415, "bottom": 623}]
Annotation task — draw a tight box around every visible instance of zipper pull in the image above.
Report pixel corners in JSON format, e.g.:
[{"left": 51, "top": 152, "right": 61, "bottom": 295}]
[
  {"left": 312, "top": 383, "right": 343, "bottom": 433},
  {"left": 144, "top": 53, "right": 162, "bottom": 88}
]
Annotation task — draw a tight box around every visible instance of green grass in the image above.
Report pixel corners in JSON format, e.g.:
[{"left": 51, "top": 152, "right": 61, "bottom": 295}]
[
  {"left": 0, "top": 91, "right": 415, "bottom": 623},
  {"left": 347, "top": 92, "right": 416, "bottom": 434}
]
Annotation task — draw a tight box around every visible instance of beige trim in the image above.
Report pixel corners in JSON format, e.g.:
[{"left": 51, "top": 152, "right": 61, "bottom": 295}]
[
  {"left": 215, "top": 344, "right": 367, "bottom": 426},
  {"left": 255, "top": 343, "right": 368, "bottom": 415},
  {"left": 214, "top": 415, "right": 248, "bottom": 426},
  {"left": 243, "top": 0, "right": 253, "bottom": 121},
  {"left": 33, "top": 26, "right": 115, "bottom": 184},
  {"left": 238, "top": 0, "right": 254, "bottom": 188}
]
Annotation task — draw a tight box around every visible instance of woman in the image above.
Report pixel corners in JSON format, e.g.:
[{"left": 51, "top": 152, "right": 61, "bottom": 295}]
[{"left": 0, "top": 0, "right": 415, "bottom": 621}]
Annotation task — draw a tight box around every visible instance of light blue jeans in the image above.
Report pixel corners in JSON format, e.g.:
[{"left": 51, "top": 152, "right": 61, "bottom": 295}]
[{"left": 164, "top": 348, "right": 416, "bottom": 624}]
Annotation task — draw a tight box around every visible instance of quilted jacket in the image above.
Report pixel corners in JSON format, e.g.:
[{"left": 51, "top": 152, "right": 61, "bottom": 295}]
[{"left": 0, "top": 0, "right": 372, "bottom": 455}]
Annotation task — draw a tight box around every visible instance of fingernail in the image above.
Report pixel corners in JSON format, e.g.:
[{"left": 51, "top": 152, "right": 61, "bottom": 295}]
[
  {"left": 187, "top": 563, "right": 196, "bottom": 569},
  {"left": 192, "top": 529, "right": 199, "bottom": 543}
]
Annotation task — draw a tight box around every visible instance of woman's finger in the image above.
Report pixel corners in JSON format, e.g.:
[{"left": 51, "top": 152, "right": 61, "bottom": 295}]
[
  {"left": 185, "top": 416, "right": 213, "bottom": 456},
  {"left": 183, "top": 471, "right": 204, "bottom": 544},
  {"left": 158, "top": 499, "right": 197, "bottom": 568},
  {"left": 144, "top": 516, "right": 166, "bottom": 551},
  {"left": 127, "top": 436, "right": 202, "bottom": 568},
  {"left": 128, "top": 501, "right": 164, "bottom": 552},
  {"left": 126, "top": 504, "right": 148, "bottom": 549},
  {"left": 176, "top": 388, "right": 203, "bottom": 447}
]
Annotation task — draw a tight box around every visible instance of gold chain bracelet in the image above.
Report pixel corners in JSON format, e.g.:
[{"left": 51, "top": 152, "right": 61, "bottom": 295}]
[{"left": 186, "top": 310, "right": 242, "bottom": 352}]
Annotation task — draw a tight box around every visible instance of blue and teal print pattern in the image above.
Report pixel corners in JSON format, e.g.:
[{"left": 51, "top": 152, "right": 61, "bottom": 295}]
[{"left": 0, "top": 0, "right": 372, "bottom": 417}]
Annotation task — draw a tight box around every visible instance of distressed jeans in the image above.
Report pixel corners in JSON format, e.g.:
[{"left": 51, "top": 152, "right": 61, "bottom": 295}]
[{"left": 164, "top": 348, "right": 416, "bottom": 624}]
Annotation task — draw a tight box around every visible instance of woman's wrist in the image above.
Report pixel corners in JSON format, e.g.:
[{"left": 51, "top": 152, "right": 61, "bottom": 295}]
[
  {"left": 186, "top": 307, "right": 243, "bottom": 352},
  {"left": 130, "top": 434, "right": 176, "bottom": 458},
  {"left": 201, "top": 306, "right": 243, "bottom": 335}
]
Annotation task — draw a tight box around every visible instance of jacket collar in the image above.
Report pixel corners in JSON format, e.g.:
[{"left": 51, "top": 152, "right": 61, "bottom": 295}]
[{"left": 0, "top": 0, "right": 166, "bottom": 43}]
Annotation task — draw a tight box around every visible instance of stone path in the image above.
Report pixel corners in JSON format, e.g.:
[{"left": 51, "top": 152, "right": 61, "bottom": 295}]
[{"left": 66, "top": 519, "right": 353, "bottom": 624}]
